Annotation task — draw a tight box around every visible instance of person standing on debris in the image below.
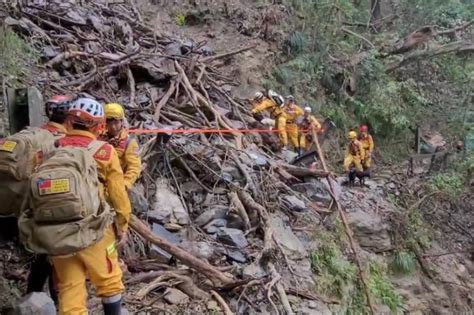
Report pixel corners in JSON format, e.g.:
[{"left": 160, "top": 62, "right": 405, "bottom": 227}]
[
  {"left": 25, "top": 95, "right": 76, "bottom": 303},
  {"left": 298, "top": 106, "right": 322, "bottom": 153},
  {"left": 103, "top": 103, "right": 141, "bottom": 189},
  {"left": 343, "top": 130, "right": 365, "bottom": 174},
  {"left": 251, "top": 90, "right": 288, "bottom": 149},
  {"left": 19, "top": 98, "right": 131, "bottom": 315},
  {"left": 358, "top": 125, "right": 374, "bottom": 169},
  {"left": 283, "top": 95, "right": 304, "bottom": 153}
]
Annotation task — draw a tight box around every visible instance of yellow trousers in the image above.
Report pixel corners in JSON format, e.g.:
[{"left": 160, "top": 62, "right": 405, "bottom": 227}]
[
  {"left": 343, "top": 154, "right": 363, "bottom": 172},
  {"left": 276, "top": 115, "right": 288, "bottom": 146},
  {"left": 363, "top": 155, "right": 372, "bottom": 169},
  {"left": 286, "top": 123, "right": 299, "bottom": 148},
  {"left": 51, "top": 226, "right": 124, "bottom": 315},
  {"left": 299, "top": 134, "right": 312, "bottom": 150}
]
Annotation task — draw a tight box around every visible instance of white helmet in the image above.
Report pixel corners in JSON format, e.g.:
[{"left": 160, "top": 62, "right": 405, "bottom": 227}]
[
  {"left": 68, "top": 97, "right": 105, "bottom": 125},
  {"left": 254, "top": 91, "right": 264, "bottom": 100},
  {"left": 304, "top": 106, "right": 311, "bottom": 113},
  {"left": 268, "top": 90, "right": 284, "bottom": 107}
]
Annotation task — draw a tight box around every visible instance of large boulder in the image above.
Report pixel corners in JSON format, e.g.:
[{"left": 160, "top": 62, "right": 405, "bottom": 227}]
[
  {"left": 346, "top": 210, "right": 392, "bottom": 252},
  {"left": 270, "top": 215, "right": 307, "bottom": 260}
]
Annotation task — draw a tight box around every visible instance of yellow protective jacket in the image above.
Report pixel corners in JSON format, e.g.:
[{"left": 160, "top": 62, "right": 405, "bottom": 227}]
[
  {"left": 58, "top": 129, "right": 131, "bottom": 233},
  {"left": 359, "top": 134, "right": 374, "bottom": 153},
  {"left": 284, "top": 104, "right": 304, "bottom": 123},
  {"left": 346, "top": 139, "right": 365, "bottom": 160},
  {"left": 251, "top": 97, "right": 285, "bottom": 118},
  {"left": 300, "top": 115, "right": 321, "bottom": 134},
  {"left": 103, "top": 129, "right": 141, "bottom": 189}
]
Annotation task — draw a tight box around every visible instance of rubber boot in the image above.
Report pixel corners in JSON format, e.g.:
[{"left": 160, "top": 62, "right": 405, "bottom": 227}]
[
  {"left": 103, "top": 295, "right": 124, "bottom": 315},
  {"left": 103, "top": 300, "right": 121, "bottom": 315}
]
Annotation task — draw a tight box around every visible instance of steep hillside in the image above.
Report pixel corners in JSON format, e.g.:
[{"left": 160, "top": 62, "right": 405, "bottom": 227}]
[{"left": 0, "top": 1, "right": 472, "bottom": 314}]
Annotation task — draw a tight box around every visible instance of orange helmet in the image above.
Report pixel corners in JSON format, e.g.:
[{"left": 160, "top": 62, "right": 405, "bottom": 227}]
[{"left": 359, "top": 125, "right": 368, "bottom": 133}]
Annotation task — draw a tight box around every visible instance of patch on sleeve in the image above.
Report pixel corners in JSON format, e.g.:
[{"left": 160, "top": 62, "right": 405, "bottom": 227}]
[
  {"left": 93, "top": 144, "right": 113, "bottom": 161},
  {"left": 0, "top": 140, "right": 17, "bottom": 152}
]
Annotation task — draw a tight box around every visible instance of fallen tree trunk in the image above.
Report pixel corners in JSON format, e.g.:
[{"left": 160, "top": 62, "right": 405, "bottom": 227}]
[
  {"left": 130, "top": 215, "right": 235, "bottom": 287},
  {"left": 387, "top": 41, "right": 474, "bottom": 72},
  {"left": 282, "top": 164, "right": 330, "bottom": 178}
]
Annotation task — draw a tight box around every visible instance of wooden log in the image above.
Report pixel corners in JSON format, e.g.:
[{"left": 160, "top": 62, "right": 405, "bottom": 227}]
[{"left": 281, "top": 164, "right": 330, "bottom": 178}]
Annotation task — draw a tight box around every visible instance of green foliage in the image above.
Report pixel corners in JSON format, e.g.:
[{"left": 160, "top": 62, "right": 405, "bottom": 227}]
[
  {"left": 407, "top": 209, "right": 431, "bottom": 249},
  {"left": 284, "top": 31, "right": 306, "bottom": 56},
  {"left": 428, "top": 172, "right": 464, "bottom": 198},
  {"left": 310, "top": 232, "right": 402, "bottom": 313},
  {"left": 174, "top": 13, "right": 186, "bottom": 26},
  {"left": 310, "top": 240, "right": 356, "bottom": 299},
  {"left": 0, "top": 27, "right": 38, "bottom": 86},
  {"left": 368, "top": 262, "right": 402, "bottom": 312},
  {"left": 390, "top": 250, "right": 416, "bottom": 275},
  {"left": 272, "top": 66, "right": 292, "bottom": 87}
]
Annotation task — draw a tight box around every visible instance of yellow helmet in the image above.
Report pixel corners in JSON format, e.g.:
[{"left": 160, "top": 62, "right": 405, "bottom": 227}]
[
  {"left": 104, "top": 103, "right": 125, "bottom": 120},
  {"left": 348, "top": 131, "right": 357, "bottom": 139}
]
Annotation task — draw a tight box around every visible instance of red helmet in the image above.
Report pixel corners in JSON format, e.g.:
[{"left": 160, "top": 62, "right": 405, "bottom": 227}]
[
  {"left": 359, "top": 125, "right": 368, "bottom": 132},
  {"left": 45, "top": 95, "right": 75, "bottom": 121}
]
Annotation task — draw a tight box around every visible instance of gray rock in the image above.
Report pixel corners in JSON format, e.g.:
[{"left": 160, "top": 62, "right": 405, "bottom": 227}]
[
  {"left": 149, "top": 179, "right": 189, "bottom": 225},
  {"left": 149, "top": 223, "right": 180, "bottom": 263},
  {"left": 206, "top": 226, "right": 219, "bottom": 234},
  {"left": 271, "top": 215, "right": 307, "bottom": 260},
  {"left": 11, "top": 293, "right": 56, "bottom": 315},
  {"left": 128, "top": 185, "right": 148, "bottom": 214},
  {"left": 242, "top": 263, "right": 266, "bottom": 279},
  {"left": 281, "top": 149, "right": 299, "bottom": 162},
  {"left": 347, "top": 210, "right": 392, "bottom": 252},
  {"left": 244, "top": 150, "right": 268, "bottom": 167},
  {"left": 281, "top": 195, "right": 306, "bottom": 212},
  {"left": 292, "top": 182, "right": 332, "bottom": 204},
  {"left": 364, "top": 179, "right": 378, "bottom": 190},
  {"left": 204, "top": 219, "right": 227, "bottom": 234},
  {"left": 179, "top": 241, "right": 215, "bottom": 261},
  {"left": 322, "top": 177, "right": 342, "bottom": 198},
  {"left": 163, "top": 288, "right": 189, "bottom": 305},
  {"left": 194, "top": 207, "right": 228, "bottom": 227},
  {"left": 217, "top": 228, "right": 248, "bottom": 248},
  {"left": 217, "top": 246, "right": 247, "bottom": 263}
]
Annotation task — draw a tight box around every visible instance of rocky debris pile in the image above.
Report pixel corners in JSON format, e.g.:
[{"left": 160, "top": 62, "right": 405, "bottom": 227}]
[{"left": 1, "top": 1, "right": 335, "bottom": 313}]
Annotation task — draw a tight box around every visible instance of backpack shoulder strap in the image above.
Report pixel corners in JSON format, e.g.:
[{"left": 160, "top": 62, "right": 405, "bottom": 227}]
[{"left": 87, "top": 140, "right": 107, "bottom": 155}]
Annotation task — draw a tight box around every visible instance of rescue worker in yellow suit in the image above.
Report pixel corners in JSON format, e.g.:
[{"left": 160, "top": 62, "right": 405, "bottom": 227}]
[
  {"left": 358, "top": 124, "right": 374, "bottom": 169},
  {"left": 283, "top": 95, "right": 304, "bottom": 153},
  {"left": 52, "top": 98, "right": 131, "bottom": 315},
  {"left": 298, "top": 106, "right": 322, "bottom": 153},
  {"left": 343, "top": 131, "right": 365, "bottom": 173},
  {"left": 251, "top": 90, "right": 287, "bottom": 149},
  {"left": 103, "top": 103, "right": 142, "bottom": 189},
  {"left": 28, "top": 95, "right": 77, "bottom": 304}
]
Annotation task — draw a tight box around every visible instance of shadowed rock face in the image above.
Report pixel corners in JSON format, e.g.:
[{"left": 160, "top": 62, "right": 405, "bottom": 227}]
[{"left": 346, "top": 209, "right": 392, "bottom": 253}]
